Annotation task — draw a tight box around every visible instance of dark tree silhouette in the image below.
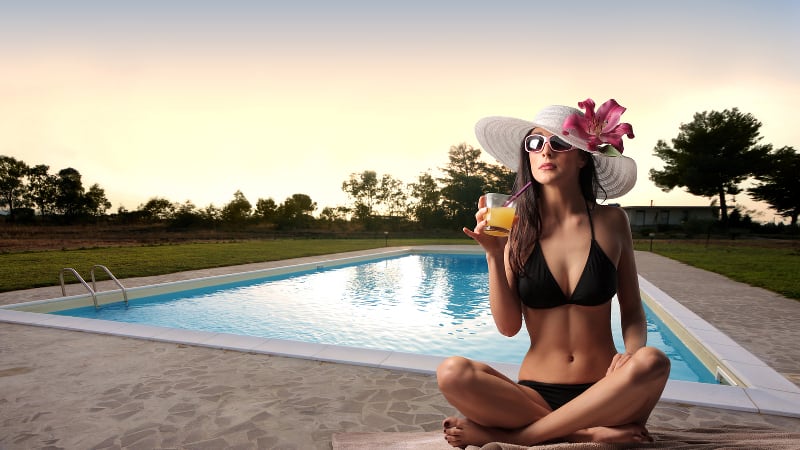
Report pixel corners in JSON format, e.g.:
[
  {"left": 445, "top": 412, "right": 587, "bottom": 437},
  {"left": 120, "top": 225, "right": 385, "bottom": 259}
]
[
  {"left": 650, "top": 108, "right": 771, "bottom": 224},
  {"left": 749, "top": 146, "right": 800, "bottom": 226}
]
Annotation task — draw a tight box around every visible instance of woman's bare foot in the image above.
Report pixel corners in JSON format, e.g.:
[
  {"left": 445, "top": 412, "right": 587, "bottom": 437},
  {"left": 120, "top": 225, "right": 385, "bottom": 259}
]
[
  {"left": 441, "top": 417, "right": 652, "bottom": 447},
  {"left": 577, "top": 423, "right": 653, "bottom": 443},
  {"left": 442, "top": 416, "right": 501, "bottom": 448}
]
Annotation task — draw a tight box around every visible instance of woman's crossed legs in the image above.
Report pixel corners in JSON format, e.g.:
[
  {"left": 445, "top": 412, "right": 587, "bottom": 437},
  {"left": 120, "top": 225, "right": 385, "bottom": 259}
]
[{"left": 436, "top": 347, "right": 670, "bottom": 447}]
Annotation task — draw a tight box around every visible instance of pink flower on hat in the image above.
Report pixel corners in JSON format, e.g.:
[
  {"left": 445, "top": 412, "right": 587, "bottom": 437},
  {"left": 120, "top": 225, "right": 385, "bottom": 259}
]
[{"left": 562, "top": 98, "right": 634, "bottom": 153}]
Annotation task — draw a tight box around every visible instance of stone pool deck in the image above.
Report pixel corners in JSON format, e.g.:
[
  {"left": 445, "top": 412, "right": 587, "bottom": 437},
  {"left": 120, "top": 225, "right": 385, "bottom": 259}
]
[{"left": 1, "top": 247, "right": 799, "bottom": 449}]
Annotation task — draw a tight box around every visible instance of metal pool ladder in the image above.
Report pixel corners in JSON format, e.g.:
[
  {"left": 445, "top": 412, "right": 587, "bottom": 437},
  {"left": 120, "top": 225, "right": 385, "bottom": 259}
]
[{"left": 59, "top": 265, "right": 128, "bottom": 309}]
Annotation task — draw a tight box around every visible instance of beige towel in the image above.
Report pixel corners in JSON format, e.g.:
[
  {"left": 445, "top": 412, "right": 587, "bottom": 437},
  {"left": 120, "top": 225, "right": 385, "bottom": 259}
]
[
  {"left": 332, "top": 426, "right": 800, "bottom": 450},
  {"left": 332, "top": 431, "right": 457, "bottom": 450}
]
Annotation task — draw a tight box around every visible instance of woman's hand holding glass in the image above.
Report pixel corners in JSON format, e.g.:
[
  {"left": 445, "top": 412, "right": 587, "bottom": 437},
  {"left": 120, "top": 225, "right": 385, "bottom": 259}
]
[{"left": 462, "top": 195, "right": 515, "bottom": 254}]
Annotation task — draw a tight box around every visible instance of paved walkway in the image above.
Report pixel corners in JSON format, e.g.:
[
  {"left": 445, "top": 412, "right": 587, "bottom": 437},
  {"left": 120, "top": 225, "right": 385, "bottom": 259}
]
[
  {"left": 1, "top": 248, "right": 799, "bottom": 449},
  {"left": 634, "top": 251, "right": 800, "bottom": 387}
]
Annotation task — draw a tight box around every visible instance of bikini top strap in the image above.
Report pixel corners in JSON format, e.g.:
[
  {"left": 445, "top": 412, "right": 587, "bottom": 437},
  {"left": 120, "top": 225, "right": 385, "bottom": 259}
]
[{"left": 585, "top": 203, "right": 595, "bottom": 240}]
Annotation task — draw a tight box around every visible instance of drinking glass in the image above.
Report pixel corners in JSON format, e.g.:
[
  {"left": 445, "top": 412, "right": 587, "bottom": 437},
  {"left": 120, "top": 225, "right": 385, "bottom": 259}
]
[{"left": 484, "top": 193, "right": 516, "bottom": 237}]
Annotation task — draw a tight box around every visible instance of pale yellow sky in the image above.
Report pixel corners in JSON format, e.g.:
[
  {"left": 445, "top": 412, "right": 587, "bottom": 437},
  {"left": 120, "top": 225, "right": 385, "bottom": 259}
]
[{"left": 1, "top": 1, "right": 798, "bottom": 222}]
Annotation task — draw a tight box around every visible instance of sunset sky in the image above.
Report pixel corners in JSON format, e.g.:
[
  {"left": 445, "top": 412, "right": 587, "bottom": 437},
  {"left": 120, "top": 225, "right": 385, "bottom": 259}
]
[{"left": 2, "top": 1, "right": 798, "bottom": 222}]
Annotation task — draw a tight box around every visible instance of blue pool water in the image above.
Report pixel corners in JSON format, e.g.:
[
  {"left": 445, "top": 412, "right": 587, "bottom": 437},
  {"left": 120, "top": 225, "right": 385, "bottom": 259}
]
[{"left": 54, "top": 253, "right": 717, "bottom": 383}]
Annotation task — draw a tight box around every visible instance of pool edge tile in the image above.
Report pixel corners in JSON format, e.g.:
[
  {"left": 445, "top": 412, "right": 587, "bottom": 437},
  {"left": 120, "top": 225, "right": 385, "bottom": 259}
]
[
  {"left": 110, "top": 322, "right": 179, "bottom": 340},
  {"left": 252, "top": 338, "right": 327, "bottom": 358},
  {"left": 661, "top": 380, "right": 757, "bottom": 413},
  {"left": 152, "top": 327, "right": 220, "bottom": 346},
  {"left": 380, "top": 352, "right": 445, "bottom": 374},
  {"left": 745, "top": 389, "right": 800, "bottom": 418},
  {"left": 729, "top": 362, "right": 800, "bottom": 393},
  {"left": 202, "top": 333, "right": 272, "bottom": 352},
  {"left": 0, "top": 309, "right": 59, "bottom": 326},
  {"left": 314, "top": 345, "right": 392, "bottom": 367},
  {"left": 709, "top": 342, "right": 770, "bottom": 367},
  {"left": 33, "top": 314, "right": 103, "bottom": 331}
]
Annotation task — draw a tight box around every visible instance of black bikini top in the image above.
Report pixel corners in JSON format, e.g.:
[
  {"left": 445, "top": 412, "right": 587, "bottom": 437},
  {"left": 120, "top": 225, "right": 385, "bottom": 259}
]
[{"left": 517, "top": 207, "right": 617, "bottom": 309}]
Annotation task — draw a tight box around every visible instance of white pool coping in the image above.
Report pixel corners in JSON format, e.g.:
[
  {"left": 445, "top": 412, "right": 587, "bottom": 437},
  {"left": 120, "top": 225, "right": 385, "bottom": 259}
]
[{"left": 2, "top": 245, "right": 798, "bottom": 418}]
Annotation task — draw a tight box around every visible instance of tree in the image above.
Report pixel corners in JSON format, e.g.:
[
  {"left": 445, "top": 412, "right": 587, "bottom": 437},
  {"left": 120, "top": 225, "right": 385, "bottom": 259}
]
[
  {"left": 171, "top": 201, "right": 204, "bottom": 228},
  {"left": 284, "top": 193, "right": 316, "bottom": 216},
  {"left": 439, "top": 143, "right": 513, "bottom": 227},
  {"left": 342, "top": 170, "right": 379, "bottom": 221},
  {"left": 0, "top": 155, "right": 29, "bottom": 219},
  {"left": 221, "top": 190, "right": 252, "bottom": 223},
  {"left": 342, "top": 171, "right": 411, "bottom": 227},
  {"left": 483, "top": 164, "right": 516, "bottom": 196},
  {"left": 443, "top": 143, "right": 487, "bottom": 179},
  {"left": 25, "top": 164, "right": 58, "bottom": 217},
  {"left": 649, "top": 108, "right": 771, "bottom": 224},
  {"left": 319, "top": 206, "right": 348, "bottom": 225},
  {"left": 200, "top": 204, "right": 221, "bottom": 224},
  {"left": 749, "top": 146, "right": 800, "bottom": 226},
  {"left": 54, "top": 168, "right": 87, "bottom": 218},
  {"left": 254, "top": 197, "right": 278, "bottom": 221},
  {"left": 84, "top": 183, "right": 111, "bottom": 216},
  {"left": 139, "top": 197, "right": 175, "bottom": 221},
  {"left": 376, "top": 173, "right": 408, "bottom": 218},
  {"left": 277, "top": 193, "right": 317, "bottom": 228},
  {"left": 408, "top": 171, "right": 445, "bottom": 227}
]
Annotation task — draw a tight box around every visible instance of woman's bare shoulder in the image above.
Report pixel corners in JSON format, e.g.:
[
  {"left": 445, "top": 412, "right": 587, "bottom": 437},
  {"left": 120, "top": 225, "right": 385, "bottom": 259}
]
[
  {"left": 591, "top": 204, "right": 633, "bottom": 256},
  {"left": 592, "top": 204, "right": 630, "bottom": 229}
]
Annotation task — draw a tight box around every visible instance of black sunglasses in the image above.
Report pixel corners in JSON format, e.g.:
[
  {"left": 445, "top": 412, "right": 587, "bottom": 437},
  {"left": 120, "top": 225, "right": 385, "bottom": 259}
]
[{"left": 524, "top": 134, "right": 575, "bottom": 153}]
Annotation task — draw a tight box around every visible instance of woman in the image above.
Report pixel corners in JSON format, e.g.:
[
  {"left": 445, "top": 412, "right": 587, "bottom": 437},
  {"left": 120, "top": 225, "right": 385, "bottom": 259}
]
[{"left": 437, "top": 99, "right": 670, "bottom": 447}]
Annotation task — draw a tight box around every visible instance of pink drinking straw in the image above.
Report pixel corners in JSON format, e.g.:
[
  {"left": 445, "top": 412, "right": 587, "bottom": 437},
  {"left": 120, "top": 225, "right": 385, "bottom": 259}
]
[{"left": 503, "top": 181, "right": 533, "bottom": 206}]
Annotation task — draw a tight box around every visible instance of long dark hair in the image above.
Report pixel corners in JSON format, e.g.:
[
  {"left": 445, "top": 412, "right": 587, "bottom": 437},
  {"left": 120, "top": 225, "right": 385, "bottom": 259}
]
[{"left": 508, "top": 132, "right": 605, "bottom": 276}]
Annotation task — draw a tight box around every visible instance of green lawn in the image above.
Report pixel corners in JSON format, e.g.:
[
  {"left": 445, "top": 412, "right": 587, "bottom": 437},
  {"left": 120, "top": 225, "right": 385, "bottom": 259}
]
[
  {"left": 0, "top": 238, "right": 472, "bottom": 293},
  {"left": 634, "top": 240, "right": 800, "bottom": 301}
]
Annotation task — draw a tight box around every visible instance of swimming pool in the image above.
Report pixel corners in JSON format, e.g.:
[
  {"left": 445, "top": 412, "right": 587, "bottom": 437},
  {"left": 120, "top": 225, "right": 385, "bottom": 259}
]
[{"left": 48, "top": 252, "right": 717, "bottom": 384}]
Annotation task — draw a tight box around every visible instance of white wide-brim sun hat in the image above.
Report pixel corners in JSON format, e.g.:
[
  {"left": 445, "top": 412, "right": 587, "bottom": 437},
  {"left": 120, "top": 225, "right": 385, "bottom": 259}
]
[{"left": 475, "top": 105, "right": 637, "bottom": 199}]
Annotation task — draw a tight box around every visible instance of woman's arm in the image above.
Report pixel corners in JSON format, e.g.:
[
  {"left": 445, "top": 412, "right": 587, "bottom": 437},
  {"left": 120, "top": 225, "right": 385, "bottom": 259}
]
[
  {"left": 488, "top": 243, "right": 523, "bottom": 336},
  {"left": 602, "top": 206, "right": 646, "bottom": 375},
  {"left": 463, "top": 197, "right": 524, "bottom": 337},
  {"left": 613, "top": 207, "right": 647, "bottom": 353}
]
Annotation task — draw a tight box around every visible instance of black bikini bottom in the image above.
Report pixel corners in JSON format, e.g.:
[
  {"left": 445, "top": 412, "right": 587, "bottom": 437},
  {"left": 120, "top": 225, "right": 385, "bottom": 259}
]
[{"left": 518, "top": 380, "right": 595, "bottom": 411}]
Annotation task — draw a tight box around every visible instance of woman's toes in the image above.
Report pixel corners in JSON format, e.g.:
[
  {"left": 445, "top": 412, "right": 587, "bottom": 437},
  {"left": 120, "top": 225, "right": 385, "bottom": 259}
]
[{"left": 443, "top": 416, "right": 464, "bottom": 430}]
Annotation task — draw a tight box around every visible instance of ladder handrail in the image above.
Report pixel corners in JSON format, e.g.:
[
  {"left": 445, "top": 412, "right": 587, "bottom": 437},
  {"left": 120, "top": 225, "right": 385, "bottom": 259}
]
[
  {"left": 59, "top": 268, "right": 98, "bottom": 309},
  {"left": 90, "top": 264, "right": 128, "bottom": 305}
]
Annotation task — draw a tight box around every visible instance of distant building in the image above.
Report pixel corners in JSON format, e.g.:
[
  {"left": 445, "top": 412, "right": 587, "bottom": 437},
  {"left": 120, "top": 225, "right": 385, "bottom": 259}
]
[{"left": 621, "top": 205, "right": 721, "bottom": 229}]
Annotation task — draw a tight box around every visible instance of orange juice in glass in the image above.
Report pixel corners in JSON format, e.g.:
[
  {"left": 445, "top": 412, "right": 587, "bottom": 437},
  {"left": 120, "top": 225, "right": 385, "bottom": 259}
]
[{"left": 484, "top": 193, "right": 516, "bottom": 237}]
